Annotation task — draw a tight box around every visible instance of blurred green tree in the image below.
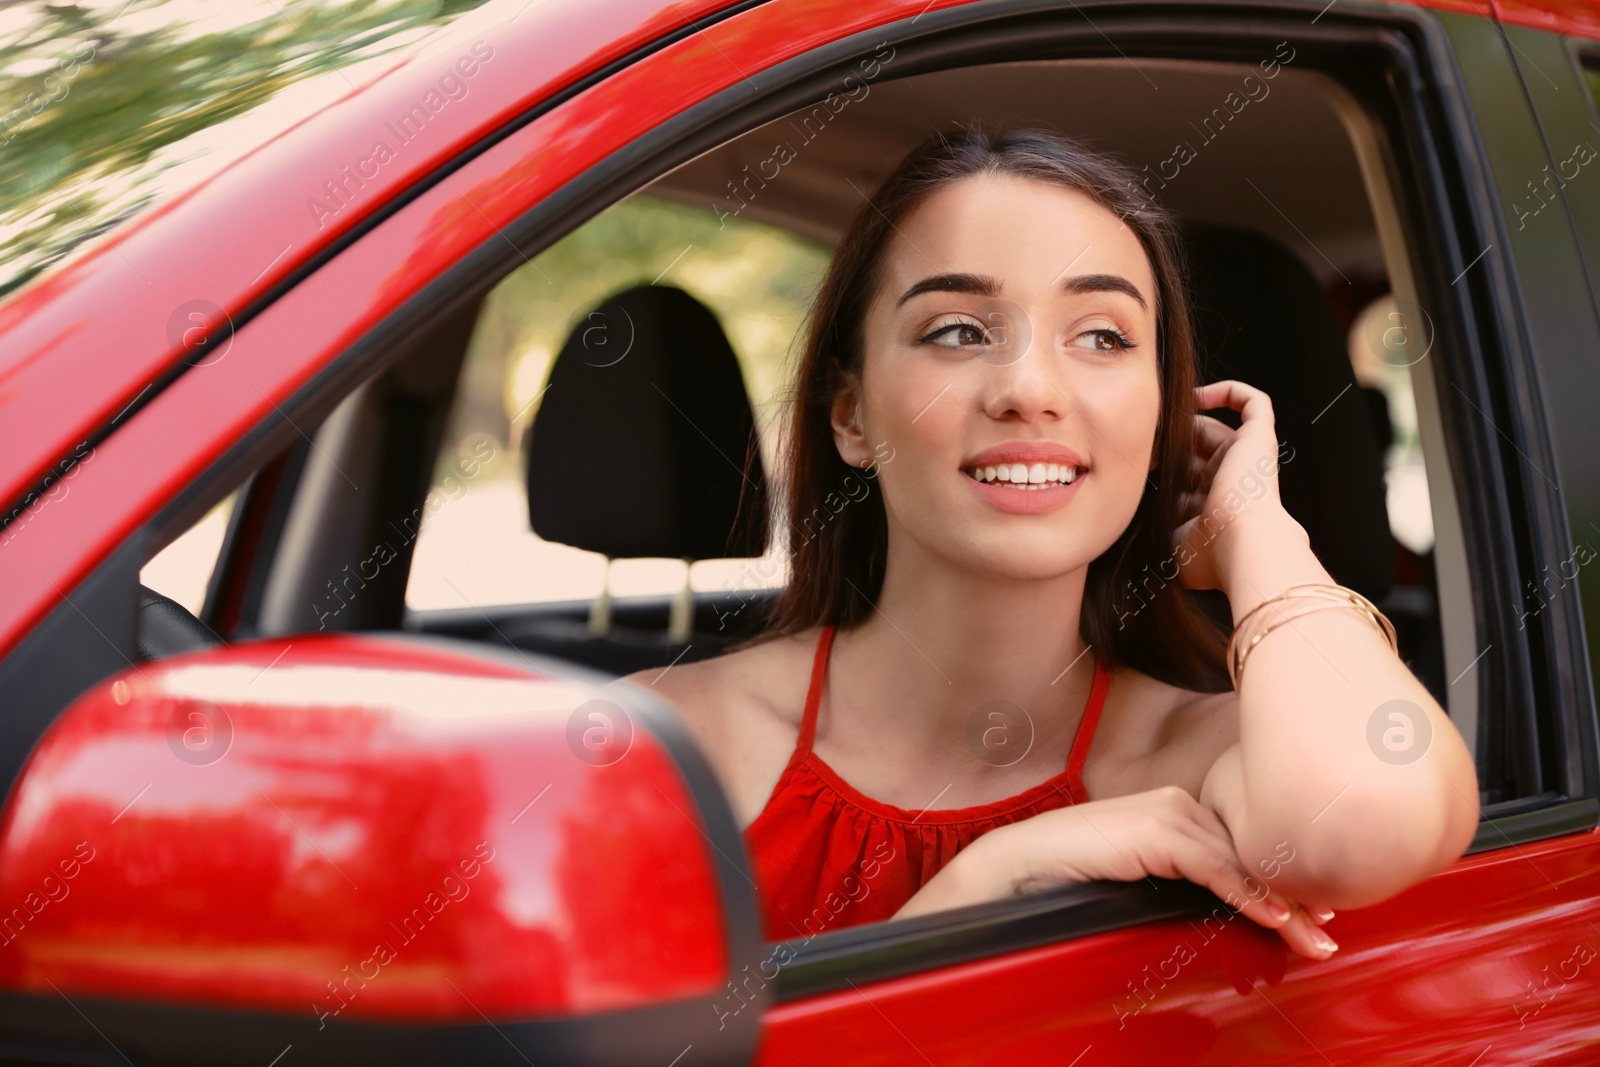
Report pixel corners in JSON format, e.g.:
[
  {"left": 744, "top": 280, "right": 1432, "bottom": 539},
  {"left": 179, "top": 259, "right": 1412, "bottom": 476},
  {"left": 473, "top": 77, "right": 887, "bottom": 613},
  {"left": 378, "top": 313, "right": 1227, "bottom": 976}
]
[{"left": 0, "top": 0, "right": 493, "bottom": 295}]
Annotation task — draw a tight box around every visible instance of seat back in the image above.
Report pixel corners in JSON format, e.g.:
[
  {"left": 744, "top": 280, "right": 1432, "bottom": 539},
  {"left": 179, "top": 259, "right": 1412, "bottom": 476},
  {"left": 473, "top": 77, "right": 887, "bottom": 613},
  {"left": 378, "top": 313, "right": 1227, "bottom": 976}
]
[
  {"left": 525, "top": 284, "right": 768, "bottom": 561},
  {"left": 1182, "top": 224, "right": 1394, "bottom": 602},
  {"left": 517, "top": 284, "right": 769, "bottom": 673}
]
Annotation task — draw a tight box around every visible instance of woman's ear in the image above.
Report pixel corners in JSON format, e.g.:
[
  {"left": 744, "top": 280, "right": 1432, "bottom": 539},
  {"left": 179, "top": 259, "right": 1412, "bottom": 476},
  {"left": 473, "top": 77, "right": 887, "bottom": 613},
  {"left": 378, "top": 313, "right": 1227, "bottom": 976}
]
[{"left": 830, "top": 372, "right": 872, "bottom": 469}]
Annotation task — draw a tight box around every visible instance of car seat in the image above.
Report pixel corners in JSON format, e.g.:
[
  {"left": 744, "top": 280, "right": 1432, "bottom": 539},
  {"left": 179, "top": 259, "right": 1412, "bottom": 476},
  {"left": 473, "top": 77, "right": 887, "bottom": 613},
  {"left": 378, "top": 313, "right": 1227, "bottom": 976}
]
[
  {"left": 516, "top": 284, "right": 770, "bottom": 675},
  {"left": 1181, "top": 224, "right": 1443, "bottom": 695}
]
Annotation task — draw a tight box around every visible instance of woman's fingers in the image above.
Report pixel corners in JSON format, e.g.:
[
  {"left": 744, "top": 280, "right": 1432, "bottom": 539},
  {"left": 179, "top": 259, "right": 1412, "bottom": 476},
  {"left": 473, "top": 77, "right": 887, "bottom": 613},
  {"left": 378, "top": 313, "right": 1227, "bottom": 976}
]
[
  {"left": 1277, "top": 903, "right": 1340, "bottom": 956},
  {"left": 1158, "top": 834, "right": 1322, "bottom": 953},
  {"left": 1151, "top": 791, "right": 1337, "bottom": 959},
  {"left": 1189, "top": 416, "right": 1233, "bottom": 476},
  {"left": 1188, "top": 415, "right": 1239, "bottom": 497},
  {"left": 1187, "top": 450, "right": 1228, "bottom": 489},
  {"left": 1192, "top": 413, "right": 1234, "bottom": 457},
  {"left": 1194, "top": 380, "right": 1275, "bottom": 430},
  {"left": 1032, "top": 792, "right": 1338, "bottom": 960}
]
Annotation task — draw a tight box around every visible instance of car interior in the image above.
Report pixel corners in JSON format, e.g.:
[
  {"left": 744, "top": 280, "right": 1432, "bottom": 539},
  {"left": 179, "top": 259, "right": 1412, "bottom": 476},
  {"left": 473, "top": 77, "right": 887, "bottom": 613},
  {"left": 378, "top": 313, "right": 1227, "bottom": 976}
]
[{"left": 136, "top": 56, "right": 1491, "bottom": 822}]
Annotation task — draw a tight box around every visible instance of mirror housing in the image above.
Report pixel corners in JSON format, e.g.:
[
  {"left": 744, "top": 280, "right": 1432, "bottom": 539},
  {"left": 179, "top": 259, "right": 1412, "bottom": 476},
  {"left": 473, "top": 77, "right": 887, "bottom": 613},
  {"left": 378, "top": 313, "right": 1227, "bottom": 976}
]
[{"left": 0, "top": 634, "right": 763, "bottom": 1065}]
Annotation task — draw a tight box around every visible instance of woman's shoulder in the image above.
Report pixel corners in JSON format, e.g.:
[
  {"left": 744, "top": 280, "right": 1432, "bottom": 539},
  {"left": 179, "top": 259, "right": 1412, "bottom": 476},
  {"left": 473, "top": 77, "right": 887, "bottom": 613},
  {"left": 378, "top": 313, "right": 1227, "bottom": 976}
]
[
  {"left": 617, "top": 628, "right": 820, "bottom": 727},
  {"left": 1093, "top": 661, "right": 1240, "bottom": 799},
  {"left": 610, "top": 628, "right": 824, "bottom": 823}
]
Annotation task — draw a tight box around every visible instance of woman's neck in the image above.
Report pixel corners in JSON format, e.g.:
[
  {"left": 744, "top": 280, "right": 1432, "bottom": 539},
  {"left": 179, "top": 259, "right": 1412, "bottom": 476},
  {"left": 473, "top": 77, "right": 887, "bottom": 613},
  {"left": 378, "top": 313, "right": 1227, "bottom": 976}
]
[{"left": 821, "top": 533, "right": 1098, "bottom": 797}]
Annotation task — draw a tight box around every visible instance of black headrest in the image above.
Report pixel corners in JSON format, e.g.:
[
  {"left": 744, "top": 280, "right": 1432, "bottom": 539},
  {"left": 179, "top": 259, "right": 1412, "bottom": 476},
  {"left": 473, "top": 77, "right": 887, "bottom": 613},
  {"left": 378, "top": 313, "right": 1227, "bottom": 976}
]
[
  {"left": 137, "top": 584, "right": 221, "bottom": 661},
  {"left": 1182, "top": 225, "right": 1394, "bottom": 602},
  {"left": 524, "top": 285, "right": 769, "bottom": 561}
]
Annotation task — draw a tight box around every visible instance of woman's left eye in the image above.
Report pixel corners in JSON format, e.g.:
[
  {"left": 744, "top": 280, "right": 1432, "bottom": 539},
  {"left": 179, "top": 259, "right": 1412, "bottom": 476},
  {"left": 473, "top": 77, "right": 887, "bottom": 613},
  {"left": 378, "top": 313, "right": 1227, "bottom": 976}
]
[
  {"left": 1072, "top": 328, "right": 1136, "bottom": 352},
  {"left": 919, "top": 320, "right": 990, "bottom": 348}
]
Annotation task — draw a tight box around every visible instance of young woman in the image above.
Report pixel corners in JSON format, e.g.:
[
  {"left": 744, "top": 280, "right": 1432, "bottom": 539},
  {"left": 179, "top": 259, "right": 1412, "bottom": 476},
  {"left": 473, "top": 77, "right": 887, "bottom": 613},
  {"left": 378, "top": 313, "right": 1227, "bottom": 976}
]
[{"left": 621, "top": 127, "right": 1479, "bottom": 960}]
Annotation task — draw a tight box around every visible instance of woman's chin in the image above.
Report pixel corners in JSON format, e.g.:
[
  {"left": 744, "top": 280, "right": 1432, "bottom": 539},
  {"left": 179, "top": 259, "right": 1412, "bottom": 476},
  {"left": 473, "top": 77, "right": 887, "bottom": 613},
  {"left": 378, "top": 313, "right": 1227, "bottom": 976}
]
[{"left": 937, "top": 543, "right": 1099, "bottom": 585}]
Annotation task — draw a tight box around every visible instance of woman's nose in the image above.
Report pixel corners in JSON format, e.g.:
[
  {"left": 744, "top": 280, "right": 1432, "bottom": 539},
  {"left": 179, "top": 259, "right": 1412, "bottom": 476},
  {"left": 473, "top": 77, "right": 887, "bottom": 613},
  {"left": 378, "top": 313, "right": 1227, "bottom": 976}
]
[{"left": 980, "top": 311, "right": 1064, "bottom": 421}]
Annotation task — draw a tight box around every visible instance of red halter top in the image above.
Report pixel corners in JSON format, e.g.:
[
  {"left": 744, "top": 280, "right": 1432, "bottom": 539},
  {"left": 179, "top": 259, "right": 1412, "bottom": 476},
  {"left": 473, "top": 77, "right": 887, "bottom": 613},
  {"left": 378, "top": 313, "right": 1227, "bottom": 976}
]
[{"left": 743, "top": 624, "right": 1113, "bottom": 942}]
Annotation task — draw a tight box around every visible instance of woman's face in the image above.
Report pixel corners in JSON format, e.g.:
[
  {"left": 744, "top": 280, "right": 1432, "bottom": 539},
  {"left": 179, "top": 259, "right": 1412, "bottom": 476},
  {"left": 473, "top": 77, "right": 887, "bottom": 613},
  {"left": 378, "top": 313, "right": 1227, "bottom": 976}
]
[{"left": 837, "top": 173, "right": 1163, "bottom": 582}]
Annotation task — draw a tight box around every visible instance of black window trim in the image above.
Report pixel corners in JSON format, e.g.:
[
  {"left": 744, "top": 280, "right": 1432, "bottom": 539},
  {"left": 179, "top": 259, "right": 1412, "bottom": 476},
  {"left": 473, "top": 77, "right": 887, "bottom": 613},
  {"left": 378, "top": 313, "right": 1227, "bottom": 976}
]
[{"left": 2, "top": 0, "right": 1594, "bottom": 1008}]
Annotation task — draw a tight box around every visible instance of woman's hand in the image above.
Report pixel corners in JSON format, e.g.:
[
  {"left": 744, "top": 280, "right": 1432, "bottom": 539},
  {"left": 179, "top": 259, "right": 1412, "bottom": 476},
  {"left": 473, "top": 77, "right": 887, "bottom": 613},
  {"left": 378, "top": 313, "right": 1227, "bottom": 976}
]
[
  {"left": 893, "top": 786, "right": 1339, "bottom": 960},
  {"left": 1174, "top": 380, "right": 1299, "bottom": 593}
]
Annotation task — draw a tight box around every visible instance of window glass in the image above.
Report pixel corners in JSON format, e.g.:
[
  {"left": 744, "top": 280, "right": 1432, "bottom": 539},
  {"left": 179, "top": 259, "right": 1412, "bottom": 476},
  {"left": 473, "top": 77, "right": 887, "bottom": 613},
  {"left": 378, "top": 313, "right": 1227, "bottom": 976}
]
[
  {"left": 1582, "top": 57, "right": 1600, "bottom": 113},
  {"left": 404, "top": 194, "right": 827, "bottom": 611},
  {"left": 1349, "top": 295, "right": 1433, "bottom": 555},
  {"left": 139, "top": 494, "right": 236, "bottom": 615}
]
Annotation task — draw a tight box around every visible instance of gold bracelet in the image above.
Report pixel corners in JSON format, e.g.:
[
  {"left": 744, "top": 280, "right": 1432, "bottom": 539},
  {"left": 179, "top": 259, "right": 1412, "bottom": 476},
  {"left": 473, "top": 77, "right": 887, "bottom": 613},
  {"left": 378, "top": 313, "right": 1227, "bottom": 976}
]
[{"left": 1227, "top": 582, "right": 1397, "bottom": 690}]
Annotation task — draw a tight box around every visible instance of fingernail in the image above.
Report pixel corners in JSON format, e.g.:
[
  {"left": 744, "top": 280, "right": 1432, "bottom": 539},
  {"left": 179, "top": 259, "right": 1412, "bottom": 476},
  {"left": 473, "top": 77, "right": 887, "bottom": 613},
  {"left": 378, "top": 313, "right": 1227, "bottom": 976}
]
[
  {"left": 1265, "top": 900, "right": 1291, "bottom": 922},
  {"left": 1313, "top": 908, "right": 1335, "bottom": 922},
  {"left": 1315, "top": 932, "right": 1339, "bottom": 953}
]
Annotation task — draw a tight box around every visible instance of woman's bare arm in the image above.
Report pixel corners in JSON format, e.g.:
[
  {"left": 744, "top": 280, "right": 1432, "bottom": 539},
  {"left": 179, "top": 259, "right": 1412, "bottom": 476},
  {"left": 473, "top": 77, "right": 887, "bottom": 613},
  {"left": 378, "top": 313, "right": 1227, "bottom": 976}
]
[
  {"left": 1197, "top": 512, "right": 1478, "bottom": 909},
  {"left": 1184, "top": 380, "right": 1478, "bottom": 910}
]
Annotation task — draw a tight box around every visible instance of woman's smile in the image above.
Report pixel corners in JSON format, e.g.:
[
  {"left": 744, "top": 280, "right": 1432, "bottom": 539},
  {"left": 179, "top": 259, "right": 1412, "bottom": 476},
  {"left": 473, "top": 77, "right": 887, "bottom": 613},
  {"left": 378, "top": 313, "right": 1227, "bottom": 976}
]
[{"left": 960, "top": 441, "right": 1089, "bottom": 513}]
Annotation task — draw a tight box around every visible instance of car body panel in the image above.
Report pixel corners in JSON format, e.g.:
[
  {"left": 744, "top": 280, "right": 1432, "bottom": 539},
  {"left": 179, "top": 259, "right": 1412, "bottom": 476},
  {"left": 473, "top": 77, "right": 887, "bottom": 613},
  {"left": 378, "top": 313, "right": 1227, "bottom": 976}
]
[
  {"left": 1494, "top": 0, "right": 1600, "bottom": 37},
  {"left": 1496, "top": 20, "right": 1600, "bottom": 705},
  {"left": 755, "top": 829, "right": 1600, "bottom": 1064}
]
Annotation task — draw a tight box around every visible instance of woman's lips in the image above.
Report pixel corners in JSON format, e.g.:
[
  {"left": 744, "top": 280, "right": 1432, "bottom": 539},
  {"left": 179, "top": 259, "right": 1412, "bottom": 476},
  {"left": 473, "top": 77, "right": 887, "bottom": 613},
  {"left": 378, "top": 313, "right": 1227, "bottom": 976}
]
[{"left": 961, "top": 466, "right": 1086, "bottom": 514}]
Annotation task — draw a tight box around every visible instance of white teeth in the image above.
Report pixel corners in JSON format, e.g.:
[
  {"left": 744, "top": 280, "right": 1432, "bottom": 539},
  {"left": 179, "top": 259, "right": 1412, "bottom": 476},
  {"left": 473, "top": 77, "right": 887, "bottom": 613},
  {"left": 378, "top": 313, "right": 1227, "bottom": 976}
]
[{"left": 965, "top": 463, "right": 1083, "bottom": 487}]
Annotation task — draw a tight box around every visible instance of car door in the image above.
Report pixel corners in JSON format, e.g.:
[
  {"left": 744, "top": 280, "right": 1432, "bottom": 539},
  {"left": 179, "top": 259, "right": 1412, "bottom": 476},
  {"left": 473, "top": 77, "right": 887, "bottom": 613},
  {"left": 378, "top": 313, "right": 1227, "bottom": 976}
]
[
  {"left": 4, "top": 0, "right": 1600, "bottom": 1064},
  {"left": 732, "top": 4, "right": 1600, "bottom": 1066}
]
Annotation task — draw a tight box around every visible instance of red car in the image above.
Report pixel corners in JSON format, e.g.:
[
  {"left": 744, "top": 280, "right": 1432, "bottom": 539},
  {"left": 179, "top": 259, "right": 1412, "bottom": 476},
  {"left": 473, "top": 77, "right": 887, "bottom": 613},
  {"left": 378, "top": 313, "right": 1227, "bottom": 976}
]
[{"left": 3, "top": 0, "right": 1600, "bottom": 1062}]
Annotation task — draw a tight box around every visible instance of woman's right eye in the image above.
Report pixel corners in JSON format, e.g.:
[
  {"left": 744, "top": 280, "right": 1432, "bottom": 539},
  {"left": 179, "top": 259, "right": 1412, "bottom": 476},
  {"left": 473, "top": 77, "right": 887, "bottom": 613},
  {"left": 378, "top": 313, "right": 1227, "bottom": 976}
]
[{"left": 919, "top": 320, "right": 989, "bottom": 347}]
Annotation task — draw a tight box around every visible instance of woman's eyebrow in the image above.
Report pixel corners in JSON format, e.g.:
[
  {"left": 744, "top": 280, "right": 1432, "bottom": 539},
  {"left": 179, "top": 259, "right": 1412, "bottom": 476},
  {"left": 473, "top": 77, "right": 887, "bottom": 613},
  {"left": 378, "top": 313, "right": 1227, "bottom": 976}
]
[
  {"left": 1060, "top": 272, "right": 1148, "bottom": 311},
  {"left": 894, "top": 271, "right": 1148, "bottom": 310},
  {"left": 895, "top": 272, "right": 1000, "bottom": 307}
]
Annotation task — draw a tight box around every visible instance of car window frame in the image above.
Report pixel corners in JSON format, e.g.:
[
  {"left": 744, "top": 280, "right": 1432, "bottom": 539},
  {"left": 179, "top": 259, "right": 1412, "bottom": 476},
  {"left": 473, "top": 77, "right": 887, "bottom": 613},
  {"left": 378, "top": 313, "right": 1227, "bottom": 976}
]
[{"left": 1429, "top": 12, "right": 1600, "bottom": 816}]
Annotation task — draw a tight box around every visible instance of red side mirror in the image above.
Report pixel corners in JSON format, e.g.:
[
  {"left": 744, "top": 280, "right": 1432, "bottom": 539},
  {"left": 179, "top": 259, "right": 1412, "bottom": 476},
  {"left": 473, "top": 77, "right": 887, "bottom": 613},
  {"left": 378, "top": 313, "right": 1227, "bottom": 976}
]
[{"left": 0, "top": 634, "right": 763, "bottom": 1065}]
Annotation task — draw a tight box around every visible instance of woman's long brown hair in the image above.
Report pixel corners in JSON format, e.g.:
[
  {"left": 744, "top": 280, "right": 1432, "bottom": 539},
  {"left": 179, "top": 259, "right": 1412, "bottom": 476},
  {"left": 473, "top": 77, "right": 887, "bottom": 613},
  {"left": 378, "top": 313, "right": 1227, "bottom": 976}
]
[{"left": 763, "top": 125, "right": 1229, "bottom": 692}]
